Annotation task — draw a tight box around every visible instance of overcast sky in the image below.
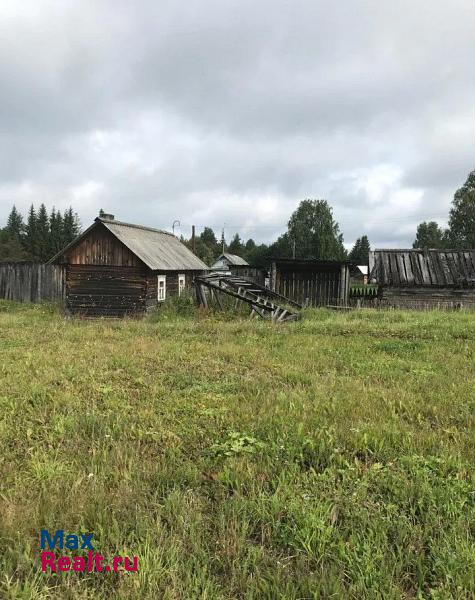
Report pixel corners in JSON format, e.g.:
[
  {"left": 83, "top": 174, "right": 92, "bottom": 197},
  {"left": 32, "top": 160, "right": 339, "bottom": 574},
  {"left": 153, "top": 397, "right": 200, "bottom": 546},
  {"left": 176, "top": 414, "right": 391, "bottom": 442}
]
[{"left": 0, "top": 1, "right": 474, "bottom": 248}]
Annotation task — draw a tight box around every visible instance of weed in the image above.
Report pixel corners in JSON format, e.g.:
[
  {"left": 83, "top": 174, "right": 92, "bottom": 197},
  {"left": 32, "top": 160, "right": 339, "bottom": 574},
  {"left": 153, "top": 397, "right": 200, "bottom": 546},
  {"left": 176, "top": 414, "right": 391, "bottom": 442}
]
[{"left": 0, "top": 303, "right": 474, "bottom": 598}]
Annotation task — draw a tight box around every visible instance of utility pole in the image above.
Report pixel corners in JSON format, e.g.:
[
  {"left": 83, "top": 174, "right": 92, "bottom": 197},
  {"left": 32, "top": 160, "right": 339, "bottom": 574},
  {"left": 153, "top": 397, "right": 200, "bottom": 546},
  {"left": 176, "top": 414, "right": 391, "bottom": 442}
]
[
  {"left": 221, "top": 224, "right": 225, "bottom": 254},
  {"left": 191, "top": 225, "right": 196, "bottom": 254},
  {"left": 292, "top": 238, "right": 296, "bottom": 259}
]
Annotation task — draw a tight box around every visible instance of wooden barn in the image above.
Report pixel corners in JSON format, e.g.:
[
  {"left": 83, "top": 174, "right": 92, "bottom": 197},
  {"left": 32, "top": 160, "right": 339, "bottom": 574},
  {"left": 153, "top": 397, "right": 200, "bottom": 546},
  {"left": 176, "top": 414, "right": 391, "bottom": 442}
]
[
  {"left": 369, "top": 249, "right": 475, "bottom": 309},
  {"left": 270, "top": 258, "right": 351, "bottom": 307},
  {"left": 49, "top": 214, "right": 208, "bottom": 316}
]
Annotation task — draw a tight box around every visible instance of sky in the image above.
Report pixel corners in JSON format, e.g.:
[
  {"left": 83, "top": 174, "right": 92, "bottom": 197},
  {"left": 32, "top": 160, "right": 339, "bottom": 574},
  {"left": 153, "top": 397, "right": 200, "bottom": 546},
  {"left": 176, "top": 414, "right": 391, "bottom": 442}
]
[{"left": 0, "top": 0, "right": 474, "bottom": 249}]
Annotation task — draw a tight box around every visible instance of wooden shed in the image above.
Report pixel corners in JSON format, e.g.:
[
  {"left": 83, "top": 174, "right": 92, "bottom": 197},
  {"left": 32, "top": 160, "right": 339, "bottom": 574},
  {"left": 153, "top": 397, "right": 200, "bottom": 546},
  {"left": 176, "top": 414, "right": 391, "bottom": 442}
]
[
  {"left": 211, "top": 253, "right": 249, "bottom": 270},
  {"left": 369, "top": 249, "right": 475, "bottom": 309},
  {"left": 49, "top": 215, "right": 208, "bottom": 316},
  {"left": 211, "top": 253, "right": 267, "bottom": 286},
  {"left": 270, "top": 258, "right": 351, "bottom": 307}
]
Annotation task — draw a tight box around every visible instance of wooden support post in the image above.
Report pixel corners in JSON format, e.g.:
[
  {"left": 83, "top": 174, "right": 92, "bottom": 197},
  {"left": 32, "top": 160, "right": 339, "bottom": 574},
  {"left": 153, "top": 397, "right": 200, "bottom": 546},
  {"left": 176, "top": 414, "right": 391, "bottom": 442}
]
[
  {"left": 271, "top": 261, "right": 277, "bottom": 292},
  {"left": 214, "top": 289, "right": 223, "bottom": 309}
]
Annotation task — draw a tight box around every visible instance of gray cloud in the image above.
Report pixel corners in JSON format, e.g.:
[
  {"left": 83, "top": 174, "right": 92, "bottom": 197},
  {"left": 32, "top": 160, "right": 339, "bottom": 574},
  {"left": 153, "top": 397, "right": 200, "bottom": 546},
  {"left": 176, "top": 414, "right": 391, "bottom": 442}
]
[{"left": 0, "top": 0, "right": 474, "bottom": 247}]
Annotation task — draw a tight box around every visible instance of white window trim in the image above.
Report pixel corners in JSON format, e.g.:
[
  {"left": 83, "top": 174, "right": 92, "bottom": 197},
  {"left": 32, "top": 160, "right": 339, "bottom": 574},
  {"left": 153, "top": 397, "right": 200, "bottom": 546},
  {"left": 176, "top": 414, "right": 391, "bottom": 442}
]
[
  {"left": 157, "top": 275, "right": 166, "bottom": 301},
  {"left": 178, "top": 273, "right": 186, "bottom": 295}
]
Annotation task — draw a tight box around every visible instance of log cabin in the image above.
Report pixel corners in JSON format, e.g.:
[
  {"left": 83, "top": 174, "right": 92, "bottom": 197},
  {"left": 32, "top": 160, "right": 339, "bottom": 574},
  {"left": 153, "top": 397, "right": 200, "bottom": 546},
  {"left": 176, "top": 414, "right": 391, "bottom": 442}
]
[{"left": 49, "top": 214, "right": 208, "bottom": 316}]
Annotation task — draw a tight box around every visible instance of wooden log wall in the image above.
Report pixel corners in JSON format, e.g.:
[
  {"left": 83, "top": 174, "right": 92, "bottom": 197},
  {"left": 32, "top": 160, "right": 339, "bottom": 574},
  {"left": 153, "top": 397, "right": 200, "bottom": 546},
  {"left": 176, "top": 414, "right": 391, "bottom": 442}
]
[
  {"left": 145, "top": 270, "right": 205, "bottom": 311},
  {"left": 67, "top": 265, "right": 146, "bottom": 317},
  {"left": 0, "top": 262, "right": 65, "bottom": 303},
  {"left": 380, "top": 286, "right": 475, "bottom": 309}
]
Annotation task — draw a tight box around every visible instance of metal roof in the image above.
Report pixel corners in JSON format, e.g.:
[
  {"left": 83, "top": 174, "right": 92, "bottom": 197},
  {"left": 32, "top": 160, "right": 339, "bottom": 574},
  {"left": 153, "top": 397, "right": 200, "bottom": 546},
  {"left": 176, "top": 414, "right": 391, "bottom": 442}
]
[
  {"left": 214, "top": 253, "right": 249, "bottom": 266},
  {"left": 100, "top": 219, "right": 208, "bottom": 270},
  {"left": 49, "top": 218, "right": 208, "bottom": 270},
  {"left": 369, "top": 249, "right": 475, "bottom": 287}
]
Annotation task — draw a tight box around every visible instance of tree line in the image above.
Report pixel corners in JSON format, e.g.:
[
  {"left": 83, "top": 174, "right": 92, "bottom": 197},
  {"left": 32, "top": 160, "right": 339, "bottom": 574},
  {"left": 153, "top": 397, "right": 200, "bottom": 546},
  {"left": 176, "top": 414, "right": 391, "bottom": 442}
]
[
  {"left": 185, "top": 199, "right": 372, "bottom": 266},
  {"left": 187, "top": 168, "right": 475, "bottom": 265},
  {"left": 413, "top": 169, "right": 475, "bottom": 249},
  {"left": 0, "top": 204, "right": 81, "bottom": 262},
  {"left": 1, "top": 169, "right": 473, "bottom": 265}
]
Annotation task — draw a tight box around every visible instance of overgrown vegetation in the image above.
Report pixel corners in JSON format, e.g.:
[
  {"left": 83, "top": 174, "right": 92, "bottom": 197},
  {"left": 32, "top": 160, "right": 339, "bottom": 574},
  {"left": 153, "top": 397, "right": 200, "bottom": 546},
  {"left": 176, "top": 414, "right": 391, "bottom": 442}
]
[{"left": 0, "top": 303, "right": 474, "bottom": 599}]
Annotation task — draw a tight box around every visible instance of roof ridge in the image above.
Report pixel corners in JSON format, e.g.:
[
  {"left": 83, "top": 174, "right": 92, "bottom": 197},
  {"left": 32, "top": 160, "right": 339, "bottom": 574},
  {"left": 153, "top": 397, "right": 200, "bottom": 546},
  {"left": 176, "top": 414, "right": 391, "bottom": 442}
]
[
  {"left": 374, "top": 248, "right": 474, "bottom": 253},
  {"left": 97, "top": 217, "right": 175, "bottom": 237}
]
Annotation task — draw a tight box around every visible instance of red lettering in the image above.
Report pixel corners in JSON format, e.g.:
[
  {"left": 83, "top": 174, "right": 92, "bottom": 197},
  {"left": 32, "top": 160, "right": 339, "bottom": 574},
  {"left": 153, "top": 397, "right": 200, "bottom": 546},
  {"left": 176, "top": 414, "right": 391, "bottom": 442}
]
[
  {"left": 124, "top": 556, "right": 138, "bottom": 572},
  {"left": 94, "top": 552, "right": 104, "bottom": 572},
  {"left": 113, "top": 556, "right": 122, "bottom": 572},
  {"left": 41, "top": 551, "right": 56, "bottom": 572},
  {"left": 57, "top": 556, "right": 71, "bottom": 571},
  {"left": 72, "top": 556, "right": 86, "bottom": 572}
]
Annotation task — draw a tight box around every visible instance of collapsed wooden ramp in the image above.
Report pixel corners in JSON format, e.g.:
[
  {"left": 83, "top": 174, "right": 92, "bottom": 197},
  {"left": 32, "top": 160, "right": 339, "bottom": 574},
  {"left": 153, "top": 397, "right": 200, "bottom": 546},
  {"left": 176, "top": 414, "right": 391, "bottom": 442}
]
[{"left": 194, "top": 273, "right": 302, "bottom": 323}]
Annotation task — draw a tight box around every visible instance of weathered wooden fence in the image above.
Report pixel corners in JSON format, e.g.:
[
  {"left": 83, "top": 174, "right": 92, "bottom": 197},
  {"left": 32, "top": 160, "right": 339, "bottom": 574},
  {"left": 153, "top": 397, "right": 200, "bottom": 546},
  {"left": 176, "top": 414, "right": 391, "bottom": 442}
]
[
  {"left": 0, "top": 262, "right": 65, "bottom": 303},
  {"left": 271, "top": 262, "right": 350, "bottom": 307}
]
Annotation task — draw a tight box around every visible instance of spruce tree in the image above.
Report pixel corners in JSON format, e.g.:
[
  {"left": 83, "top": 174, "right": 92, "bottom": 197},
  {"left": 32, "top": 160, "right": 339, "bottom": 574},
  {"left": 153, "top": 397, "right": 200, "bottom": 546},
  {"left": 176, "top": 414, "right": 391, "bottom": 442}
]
[
  {"left": 5, "top": 205, "right": 24, "bottom": 241},
  {"left": 62, "top": 207, "right": 81, "bottom": 245},
  {"left": 49, "top": 207, "right": 65, "bottom": 256},
  {"left": 349, "top": 238, "right": 362, "bottom": 262},
  {"left": 35, "top": 203, "right": 50, "bottom": 261},
  {"left": 24, "top": 205, "right": 38, "bottom": 260},
  {"left": 228, "top": 233, "right": 243, "bottom": 255},
  {"left": 349, "top": 235, "right": 371, "bottom": 264}
]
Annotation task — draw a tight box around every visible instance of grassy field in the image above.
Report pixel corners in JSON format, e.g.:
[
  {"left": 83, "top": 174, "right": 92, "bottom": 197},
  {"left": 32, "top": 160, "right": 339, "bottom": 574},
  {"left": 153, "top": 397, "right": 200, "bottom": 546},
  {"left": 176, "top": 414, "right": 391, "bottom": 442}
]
[{"left": 0, "top": 300, "right": 474, "bottom": 599}]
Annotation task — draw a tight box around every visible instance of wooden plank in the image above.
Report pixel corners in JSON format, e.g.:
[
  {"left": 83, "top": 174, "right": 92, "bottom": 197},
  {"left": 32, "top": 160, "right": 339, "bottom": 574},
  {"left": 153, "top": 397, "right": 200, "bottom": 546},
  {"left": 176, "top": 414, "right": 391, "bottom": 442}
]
[
  {"left": 402, "top": 253, "right": 414, "bottom": 285},
  {"left": 390, "top": 253, "right": 400, "bottom": 285},
  {"left": 424, "top": 251, "right": 437, "bottom": 285},
  {"left": 382, "top": 252, "right": 392, "bottom": 285},
  {"left": 446, "top": 252, "right": 461, "bottom": 285},
  {"left": 429, "top": 251, "right": 445, "bottom": 286},
  {"left": 409, "top": 253, "right": 422, "bottom": 285},
  {"left": 396, "top": 253, "right": 407, "bottom": 285},
  {"left": 417, "top": 253, "right": 431, "bottom": 285},
  {"left": 438, "top": 253, "right": 454, "bottom": 285},
  {"left": 457, "top": 252, "right": 470, "bottom": 285}
]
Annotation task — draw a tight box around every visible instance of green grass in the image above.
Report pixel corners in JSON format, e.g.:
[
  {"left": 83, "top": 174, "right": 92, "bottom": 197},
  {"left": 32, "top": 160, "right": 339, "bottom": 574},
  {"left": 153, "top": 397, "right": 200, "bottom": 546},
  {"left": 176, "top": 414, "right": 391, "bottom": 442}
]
[{"left": 0, "top": 300, "right": 474, "bottom": 599}]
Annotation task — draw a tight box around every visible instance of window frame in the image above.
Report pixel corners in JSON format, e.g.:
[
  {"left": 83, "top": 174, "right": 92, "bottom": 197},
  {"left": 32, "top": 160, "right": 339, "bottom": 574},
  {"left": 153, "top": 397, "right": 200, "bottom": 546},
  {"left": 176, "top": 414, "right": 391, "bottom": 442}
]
[
  {"left": 157, "top": 275, "right": 166, "bottom": 302},
  {"left": 178, "top": 273, "right": 186, "bottom": 296}
]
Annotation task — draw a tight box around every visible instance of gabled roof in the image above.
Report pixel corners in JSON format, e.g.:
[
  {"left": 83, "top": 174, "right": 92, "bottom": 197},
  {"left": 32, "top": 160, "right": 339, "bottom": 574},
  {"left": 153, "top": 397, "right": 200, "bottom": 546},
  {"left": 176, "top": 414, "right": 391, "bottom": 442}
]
[
  {"left": 49, "top": 217, "right": 208, "bottom": 271},
  {"left": 369, "top": 249, "right": 475, "bottom": 287},
  {"left": 214, "top": 253, "right": 249, "bottom": 266}
]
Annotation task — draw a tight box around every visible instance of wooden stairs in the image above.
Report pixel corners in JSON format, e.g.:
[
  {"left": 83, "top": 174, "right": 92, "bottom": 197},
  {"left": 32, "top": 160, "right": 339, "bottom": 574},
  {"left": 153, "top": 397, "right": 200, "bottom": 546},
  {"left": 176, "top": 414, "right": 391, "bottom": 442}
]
[{"left": 194, "top": 273, "right": 302, "bottom": 323}]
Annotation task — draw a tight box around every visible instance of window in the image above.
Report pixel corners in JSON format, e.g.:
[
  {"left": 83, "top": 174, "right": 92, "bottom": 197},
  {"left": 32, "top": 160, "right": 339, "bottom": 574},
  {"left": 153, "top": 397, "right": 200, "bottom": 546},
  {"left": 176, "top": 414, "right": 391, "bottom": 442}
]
[
  {"left": 157, "top": 276, "right": 166, "bottom": 301},
  {"left": 178, "top": 274, "right": 186, "bottom": 295}
]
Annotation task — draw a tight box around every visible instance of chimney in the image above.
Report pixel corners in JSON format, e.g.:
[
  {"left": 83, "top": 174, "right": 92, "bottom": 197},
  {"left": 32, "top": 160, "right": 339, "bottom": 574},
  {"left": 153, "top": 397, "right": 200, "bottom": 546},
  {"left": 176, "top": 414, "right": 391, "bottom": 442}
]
[{"left": 100, "top": 212, "right": 115, "bottom": 220}]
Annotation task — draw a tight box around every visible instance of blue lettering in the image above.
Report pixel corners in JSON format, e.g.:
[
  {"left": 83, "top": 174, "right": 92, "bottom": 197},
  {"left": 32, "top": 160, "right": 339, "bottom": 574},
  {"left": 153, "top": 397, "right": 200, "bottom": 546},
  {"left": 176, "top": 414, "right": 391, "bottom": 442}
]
[{"left": 40, "top": 529, "right": 64, "bottom": 550}]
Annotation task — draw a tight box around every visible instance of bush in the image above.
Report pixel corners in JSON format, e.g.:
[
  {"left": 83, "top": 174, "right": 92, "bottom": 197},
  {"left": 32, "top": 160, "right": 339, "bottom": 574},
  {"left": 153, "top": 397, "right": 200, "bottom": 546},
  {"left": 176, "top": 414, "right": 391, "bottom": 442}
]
[{"left": 148, "top": 291, "right": 196, "bottom": 321}]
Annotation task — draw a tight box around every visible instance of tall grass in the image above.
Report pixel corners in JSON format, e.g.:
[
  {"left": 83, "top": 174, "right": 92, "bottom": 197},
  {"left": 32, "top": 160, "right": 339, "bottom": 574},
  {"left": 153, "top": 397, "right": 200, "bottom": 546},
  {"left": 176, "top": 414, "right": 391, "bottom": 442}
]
[{"left": 0, "top": 301, "right": 474, "bottom": 599}]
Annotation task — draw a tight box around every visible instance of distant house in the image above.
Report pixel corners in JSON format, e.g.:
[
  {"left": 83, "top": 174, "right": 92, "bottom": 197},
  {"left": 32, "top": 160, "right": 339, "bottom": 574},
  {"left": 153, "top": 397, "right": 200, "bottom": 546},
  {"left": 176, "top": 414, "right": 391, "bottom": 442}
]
[
  {"left": 369, "top": 249, "right": 475, "bottom": 309},
  {"left": 270, "top": 258, "right": 351, "bottom": 307},
  {"left": 49, "top": 214, "right": 208, "bottom": 316},
  {"left": 350, "top": 265, "right": 368, "bottom": 285},
  {"left": 211, "top": 253, "right": 268, "bottom": 286},
  {"left": 211, "top": 253, "right": 249, "bottom": 270}
]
